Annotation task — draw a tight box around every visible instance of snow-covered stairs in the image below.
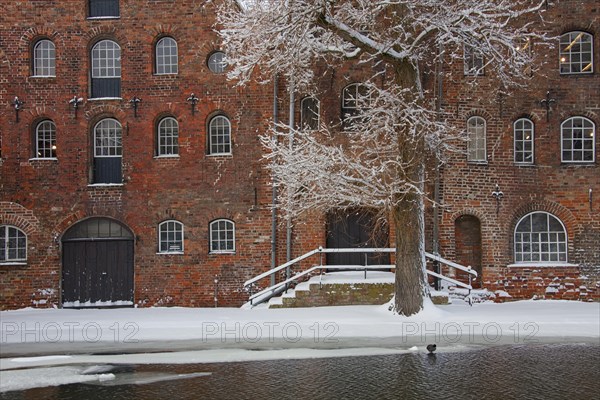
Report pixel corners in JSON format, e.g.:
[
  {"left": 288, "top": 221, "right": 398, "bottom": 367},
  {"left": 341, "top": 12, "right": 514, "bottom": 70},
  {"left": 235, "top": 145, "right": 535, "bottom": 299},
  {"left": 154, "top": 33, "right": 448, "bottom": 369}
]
[
  {"left": 265, "top": 271, "right": 450, "bottom": 308},
  {"left": 267, "top": 271, "right": 395, "bottom": 308}
]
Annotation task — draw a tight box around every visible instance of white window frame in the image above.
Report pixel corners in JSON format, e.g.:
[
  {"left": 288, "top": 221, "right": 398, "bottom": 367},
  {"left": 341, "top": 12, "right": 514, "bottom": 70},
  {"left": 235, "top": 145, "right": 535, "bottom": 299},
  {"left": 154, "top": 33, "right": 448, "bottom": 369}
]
[
  {"left": 513, "top": 118, "right": 534, "bottom": 164},
  {"left": 208, "top": 115, "right": 232, "bottom": 155},
  {"left": 207, "top": 51, "right": 227, "bottom": 74},
  {"left": 94, "top": 118, "right": 122, "bottom": 157},
  {"left": 209, "top": 219, "right": 235, "bottom": 254},
  {"left": 514, "top": 212, "right": 567, "bottom": 264},
  {"left": 561, "top": 116, "right": 595, "bottom": 163},
  {"left": 0, "top": 225, "right": 27, "bottom": 263},
  {"left": 559, "top": 31, "right": 594, "bottom": 74},
  {"left": 157, "top": 117, "right": 179, "bottom": 156},
  {"left": 467, "top": 116, "right": 487, "bottom": 163},
  {"left": 91, "top": 40, "right": 121, "bottom": 79},
  {"left": 158, "top": 220, "right": 184, "bottom": 254},
  {"left": 35, "top": 120, "right": 57, "bottom": 159},
  {"left": 33, "top": 39, "right": 56, "bottom": 77},
  {"left": 155, "top": 37, "right": 178, "bottom": 75}
]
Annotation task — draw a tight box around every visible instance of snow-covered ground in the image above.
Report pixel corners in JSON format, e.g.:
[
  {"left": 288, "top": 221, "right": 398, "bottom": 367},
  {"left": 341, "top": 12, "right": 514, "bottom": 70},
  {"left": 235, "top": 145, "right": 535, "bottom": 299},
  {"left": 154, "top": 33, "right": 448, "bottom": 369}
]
[{"left": 1, "top": 299, "right": 599, "bottom": 392}]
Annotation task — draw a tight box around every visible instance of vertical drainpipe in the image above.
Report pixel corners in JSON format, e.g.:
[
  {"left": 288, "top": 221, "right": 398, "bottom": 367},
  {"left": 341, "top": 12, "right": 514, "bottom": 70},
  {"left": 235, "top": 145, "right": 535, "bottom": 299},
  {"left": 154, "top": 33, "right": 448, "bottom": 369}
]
[
  {"left": 432, "top": 42, "right": 443, "bottom": 291},
  {"left": 286, "top": 83, "right": 295, "bottom": 282},
  {"left": 271, "top": 75, "right": 279, "bottom": 287}
]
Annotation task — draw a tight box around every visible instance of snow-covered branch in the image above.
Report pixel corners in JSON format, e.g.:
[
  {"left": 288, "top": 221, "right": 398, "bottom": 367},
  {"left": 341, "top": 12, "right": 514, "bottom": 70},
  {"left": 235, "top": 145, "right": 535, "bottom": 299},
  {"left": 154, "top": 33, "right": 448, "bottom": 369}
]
[{"left": 216, "top": 0, "right": 549, "bottom": 219}]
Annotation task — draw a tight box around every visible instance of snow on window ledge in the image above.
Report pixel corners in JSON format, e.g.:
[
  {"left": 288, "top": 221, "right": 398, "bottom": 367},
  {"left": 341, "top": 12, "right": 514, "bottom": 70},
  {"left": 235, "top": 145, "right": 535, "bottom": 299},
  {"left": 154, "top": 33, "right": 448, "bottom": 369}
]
[
  {"left": 0, "top": 262, "right": 28, "bottom": 267},
  {"left": 87, "top": 183, "right": 124, "bottom": 187},
  {"left": 29, "top": 157, "right": 58, "bottom": 161},
  {"left": 507, "top": 262, "right": 579, "bottom": 268},
  {"left": 209, "top": 251, "right": 236, "bottom": 255},
  {"left": 30, "top": 75, "right": 56, "bottom": 79},
  {"left": 207, "top": 154, "right": 233, "bottom": 158},
  {"left": 157, "top": 251, "right": 184, "bottom": 255},
  {"left": 86, "top": 16, "right": 121, "bottom": 20},
  {"left": 154, "top": 155, "right": 180, "bottom": 159},
  {"left": 87, "top": 97, "right": 123, "bottom": 101}
]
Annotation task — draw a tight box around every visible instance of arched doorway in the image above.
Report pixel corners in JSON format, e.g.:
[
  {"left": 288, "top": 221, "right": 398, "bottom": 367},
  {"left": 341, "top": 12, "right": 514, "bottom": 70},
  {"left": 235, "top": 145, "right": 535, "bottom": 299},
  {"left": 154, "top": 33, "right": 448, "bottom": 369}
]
[
  {"left": 62, "top": 218, "right": 134, "bottom": 307},
  {"left": 326, "top": 210, "right": 389, "bottom": 266},
  {"left": 454, "top": 215, "right": 482, "bottom": 288}
]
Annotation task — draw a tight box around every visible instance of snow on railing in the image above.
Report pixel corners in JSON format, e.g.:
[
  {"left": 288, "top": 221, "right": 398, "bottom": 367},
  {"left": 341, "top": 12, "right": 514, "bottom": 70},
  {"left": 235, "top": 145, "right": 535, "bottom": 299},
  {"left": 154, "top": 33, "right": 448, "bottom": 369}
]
[{"left": 244, "top": 247, "right": 477, "bottom": 307}]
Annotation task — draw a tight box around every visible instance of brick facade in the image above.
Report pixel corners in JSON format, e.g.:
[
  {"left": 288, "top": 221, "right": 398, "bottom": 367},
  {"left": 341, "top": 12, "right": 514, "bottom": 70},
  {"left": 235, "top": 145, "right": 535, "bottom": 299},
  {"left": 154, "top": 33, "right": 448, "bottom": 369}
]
[{"left": 1, "top": 1, "right": 598, "bottom": 309}]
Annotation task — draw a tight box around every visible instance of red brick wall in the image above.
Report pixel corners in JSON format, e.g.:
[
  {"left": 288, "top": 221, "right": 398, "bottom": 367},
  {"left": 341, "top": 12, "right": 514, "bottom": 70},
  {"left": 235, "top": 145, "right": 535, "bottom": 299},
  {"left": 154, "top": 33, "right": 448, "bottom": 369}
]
[
  {"left": 436, "top": 0, "right": 600, "bottom": 300},
  {"left": 0, "top": 0, "right": 276, "bottom": 309},
  {"left": 1, "top": 1, "right": 598, "bottom": 309}
]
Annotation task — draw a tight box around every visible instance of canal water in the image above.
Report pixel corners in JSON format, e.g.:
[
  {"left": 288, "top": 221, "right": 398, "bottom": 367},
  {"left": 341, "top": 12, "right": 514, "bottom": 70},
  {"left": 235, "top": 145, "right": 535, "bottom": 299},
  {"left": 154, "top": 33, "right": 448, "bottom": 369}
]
[{"left": 1, "top": 344, "right": 599, "bottom": 399}]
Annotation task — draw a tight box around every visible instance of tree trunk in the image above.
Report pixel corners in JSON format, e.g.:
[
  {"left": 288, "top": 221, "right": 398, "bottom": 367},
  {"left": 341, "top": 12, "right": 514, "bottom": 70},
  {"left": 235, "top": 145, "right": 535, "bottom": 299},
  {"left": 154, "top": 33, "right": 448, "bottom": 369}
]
[
  {"left": 393, "top": 163, "right": 428, "bottom": 316},
  {"left": 392, "top": 60, "right": 429, "bottom": 316}
]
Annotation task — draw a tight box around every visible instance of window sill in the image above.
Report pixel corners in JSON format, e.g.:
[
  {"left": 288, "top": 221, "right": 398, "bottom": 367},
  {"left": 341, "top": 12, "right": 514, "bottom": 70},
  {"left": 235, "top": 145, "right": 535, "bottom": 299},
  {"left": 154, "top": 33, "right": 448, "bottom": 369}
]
[
  {"left": 88, "top": 183, "right": 124, "bottom": 187},
  {"left": 30, "top": 75, "right": 56, "bottom": 79},
  {"left": 87, "top": 16, "right": 121, "bottom": 20},
  {"left": 153, "top": 73, "right": 179, "bottom": 77},
  {"left": 207, "top": 153, "right": 233, "bottom": 157},
  {"left": 157, "top": 251, "right": 184, "bottom": 255},
  {"left": 467, "top": 161, "right": 488, "bottom": 165},
  {"left": 559, "top": 71, "right": 594, "bottom": 76},
  {"left": 560, "top": 161, "right": 596, "bottom": 166},
  {"left": 0, "top": 262, "right": 27, "bottom": 266},
  {"left": 514, "top": 162, "right": 535, "bottom": 167},
  {"left": 88, "top": 97, "right": 122, "bottom": 101},
  {"left": 29, "top": 157, "right": 58, "bottom": 161},
  {"left": 209, "top": 251, "right": 236, "bottom": 255},
  {"left": 507, "top": 262, "right": 578, "bottom": 268},
  {"left": 154, "top": 155, "right": 180, "bottom": 159}
]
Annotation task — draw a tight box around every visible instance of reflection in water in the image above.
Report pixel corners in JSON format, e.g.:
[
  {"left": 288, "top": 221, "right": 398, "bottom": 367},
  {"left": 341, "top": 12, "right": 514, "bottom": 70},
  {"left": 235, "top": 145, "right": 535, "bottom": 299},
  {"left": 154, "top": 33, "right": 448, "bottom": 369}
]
[{"left": 1, "top": 344, "right": 599, "bottom": 400}]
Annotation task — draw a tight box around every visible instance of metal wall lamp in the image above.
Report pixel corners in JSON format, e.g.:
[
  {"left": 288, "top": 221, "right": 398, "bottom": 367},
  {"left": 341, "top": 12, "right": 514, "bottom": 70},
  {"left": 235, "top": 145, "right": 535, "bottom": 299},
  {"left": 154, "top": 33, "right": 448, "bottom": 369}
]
[
  {"left": 13, "top": 96, "right": 24, "bottom": 122},
  {"left": 130, "top": 96, "right": 142, "bottom": 117},
  {"left": 187, "top": 93, "right": 199, "bottom": 115},
  {"left": 69, "top": 96, "right": 84, "bottom": 118},
  {"left": 540, "top": 90, "right": 556, "bottom": 122},
  {"left": 491, "top": 184, "right": 504, "bottom": 216}
]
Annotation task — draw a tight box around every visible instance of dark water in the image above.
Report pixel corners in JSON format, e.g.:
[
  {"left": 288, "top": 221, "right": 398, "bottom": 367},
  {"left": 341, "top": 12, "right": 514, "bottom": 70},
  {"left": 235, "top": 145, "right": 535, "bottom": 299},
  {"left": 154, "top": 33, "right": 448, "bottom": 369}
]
[{"left": 2, "top": 344, "right": 599, "bottom": 400}]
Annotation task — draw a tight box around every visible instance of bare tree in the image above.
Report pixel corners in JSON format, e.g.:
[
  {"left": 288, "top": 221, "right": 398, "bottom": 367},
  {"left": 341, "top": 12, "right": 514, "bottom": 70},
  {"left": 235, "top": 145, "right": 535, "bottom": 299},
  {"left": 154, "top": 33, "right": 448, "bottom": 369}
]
[{"left": 217, "top": 0, "right": 548, "bottom": 316}]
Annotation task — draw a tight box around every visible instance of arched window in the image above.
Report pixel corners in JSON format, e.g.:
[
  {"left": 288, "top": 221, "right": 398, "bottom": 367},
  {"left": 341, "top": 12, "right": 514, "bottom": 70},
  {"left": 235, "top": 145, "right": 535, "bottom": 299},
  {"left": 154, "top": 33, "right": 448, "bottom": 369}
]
[
  {"left": 208, "top": 115, "right": 231, "bottom": 155},
  {"left": 32, "top": 39, "right": 55, "bottom": 77},
  {"left": 559, "top": 31, "right": 594, "bottom": 74},
  {"left": 514, "top": 118, "right": 534, "bottom": 164},
  {"left": 157, "top": 117, "right": 179, "bottom": 156},
  {"left": 155, "top": 37, "right": 178, "bottom": 75},
  {"left": 93, "top": 118, "right": 122, "bottom": 184},
  {"left": 300, "top": 96, "right": 320, "bottom": 130},
  {"left": 35, "top": 120, "right": 57, "bottom": 158},
  {"left": 514, "top": 212, "right": 567, "bottom": 263},
  {"left": 0, "top": 225, "right": 27, "bottom": 263},
  {"left": 467, "top": 116, "right": 486, "bottom": 162},
  {"left": 207, "top": 51, "right": 227, "bottom": 73},
  {"left": 341, "top": 83, "right": 369, "bottom": 128},
  {"left": 561, "top": 117, "right": 595, "bottom": 163},
  {"left": 158, "top": 220, "right": 184, "bottom": 253},
  {"left": 91, "top": 40, "right": 121, "bottom": 98},
  {"left": 209, "top": 219, "right": 235, "bottom": 253}
]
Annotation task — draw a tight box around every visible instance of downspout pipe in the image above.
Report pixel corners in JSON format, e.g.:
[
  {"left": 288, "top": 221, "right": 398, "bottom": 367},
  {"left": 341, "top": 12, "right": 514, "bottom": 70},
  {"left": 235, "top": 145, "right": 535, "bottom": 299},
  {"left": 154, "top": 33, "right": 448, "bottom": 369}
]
[
  {"left": 433, "top": 42, "right": 443, "bottom": 291},
  {"left": 286, "top": 83, "right": 295, "bottom": 282},
  {"left": 271, "top": 75, "right": 279, "bottom": 287}
]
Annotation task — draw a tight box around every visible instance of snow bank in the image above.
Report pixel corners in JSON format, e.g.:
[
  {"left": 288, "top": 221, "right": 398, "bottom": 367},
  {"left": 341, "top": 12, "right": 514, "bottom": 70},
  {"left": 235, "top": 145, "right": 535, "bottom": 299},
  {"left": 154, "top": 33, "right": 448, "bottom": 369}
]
[{"left": 1, "top": 300, "right": 598, "bottom": 359}]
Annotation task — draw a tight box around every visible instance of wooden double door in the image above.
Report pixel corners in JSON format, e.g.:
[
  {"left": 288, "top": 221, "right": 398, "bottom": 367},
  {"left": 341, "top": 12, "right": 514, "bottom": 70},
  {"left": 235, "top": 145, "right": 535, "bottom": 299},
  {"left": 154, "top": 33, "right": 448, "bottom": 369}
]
[{"left": 62, "top": 218, "right": 134, "bottom": 307}]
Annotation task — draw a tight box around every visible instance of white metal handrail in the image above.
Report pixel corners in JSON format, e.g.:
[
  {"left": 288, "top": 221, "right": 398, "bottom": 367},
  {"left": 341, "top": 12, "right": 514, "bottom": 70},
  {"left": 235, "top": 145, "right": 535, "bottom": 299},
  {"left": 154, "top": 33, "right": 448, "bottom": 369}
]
[{"left": 245, "top": 247, "right": 477, "bottom": 306}]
